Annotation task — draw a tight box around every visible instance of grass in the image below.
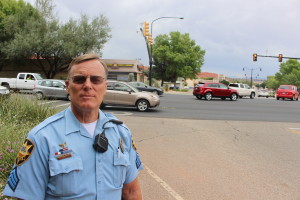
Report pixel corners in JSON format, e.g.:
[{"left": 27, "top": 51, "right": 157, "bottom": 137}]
[{"left": 0, "top": 94, "right": 57, "bottom": 199}]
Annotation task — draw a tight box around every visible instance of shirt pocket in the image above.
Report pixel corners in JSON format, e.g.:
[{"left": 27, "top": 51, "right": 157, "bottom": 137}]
[
  {"left": 113, "top": 151, "right": 130, "bottom": 188},
  {"left": 49, "top": 152, "right": 83, "bottom": 196}
]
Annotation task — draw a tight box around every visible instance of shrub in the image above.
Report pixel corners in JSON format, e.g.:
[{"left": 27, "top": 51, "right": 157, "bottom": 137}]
[{"left": 0, "top": 94, "right": 56, "bottom": 197}]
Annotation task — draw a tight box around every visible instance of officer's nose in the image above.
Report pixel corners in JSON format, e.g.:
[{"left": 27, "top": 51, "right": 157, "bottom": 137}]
[{"left": 83, "top": 77, "right": 93, "bottom": 90}]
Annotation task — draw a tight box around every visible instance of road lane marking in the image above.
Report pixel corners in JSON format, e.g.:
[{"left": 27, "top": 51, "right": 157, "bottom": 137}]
[
  {"left": 108, "top": 111, "right": 133, "bottom": 116},
  {"left": 54, "top": 103, "right": 70, "bottom": 108},
  {"left": 288, "top": 128, "right": 300, "bottom": 135},
  {"left": 39, "top": 100, "right": 61, "bottom": 105},
  {"left": 144, "top": 164, "right": 185, "bottom": 200}
]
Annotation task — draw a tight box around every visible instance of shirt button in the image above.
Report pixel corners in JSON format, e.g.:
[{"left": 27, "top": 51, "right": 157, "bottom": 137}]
[
  {"left": 98, "top": 181, "right": 101, "bottom": 184},
  {"left": 98, "top": 159, "right": 101, "bottom": 162}
]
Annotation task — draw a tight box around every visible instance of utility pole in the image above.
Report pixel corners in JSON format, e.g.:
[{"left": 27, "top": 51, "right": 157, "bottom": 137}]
[{"left": 243, "top": 67, "right": 261, "bottom": 88}]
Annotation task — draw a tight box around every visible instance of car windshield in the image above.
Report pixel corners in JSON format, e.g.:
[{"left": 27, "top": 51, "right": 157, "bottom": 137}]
[
  {"left": 219, "top": 84, "right": 228, "bottom": 89},
  {"left": 34, "top": 73, "right": 46, "bottom": 80},
  {"left": 127, "top": 84, "right": 139, "bottom": 92},
  {"left": 110, "top": 82, "right": 139, "bottom": 93},
  {"left": 244, "top": 84, "right": 250, "bottom": 89},
  {"left": 279, "top": 86, "right": 291, "bottom": 90},
  {"left": 129, "top": 82, "right": 149, "bottom": 87}
]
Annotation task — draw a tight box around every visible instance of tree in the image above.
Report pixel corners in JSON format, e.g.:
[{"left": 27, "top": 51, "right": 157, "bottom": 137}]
[
  {"left": 0, "top": 0, "right": 39, "bottom": 71},
  {"left": 2, "top": 0, "right": 111, "bottom": 78},
  {"left": 266, "top": 76, "right": 280, "bottom": 90},
  {"left": 152, "top": 31, "right": 205, "bottom": 87},
  {"left": 260, "top": 81, "right": 267, "bottom": 89},
  {"left": 220, "top": 80, "right": 229, "bottom": 86},
  {"left": 274, "top": 59, "right": 300, "bottom": 87}
]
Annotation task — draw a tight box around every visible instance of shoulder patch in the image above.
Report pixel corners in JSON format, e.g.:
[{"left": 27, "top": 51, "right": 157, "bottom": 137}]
[
  {"left": 136, "top": 152, "right": 142, "bottom": 170},
  {"left": 7, "top": 167, "right": 19, "bottom": 191},
  {"left": 132, "top": 136, "right": 137, "bottom": 151},
  {"left": 15, "top": 138, "right": 34, "bottom": 166}
]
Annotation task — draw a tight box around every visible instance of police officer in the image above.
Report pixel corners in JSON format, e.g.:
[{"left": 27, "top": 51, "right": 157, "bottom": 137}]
[{"left": 3, "top": 54, "right": 143, "bottom": 199}]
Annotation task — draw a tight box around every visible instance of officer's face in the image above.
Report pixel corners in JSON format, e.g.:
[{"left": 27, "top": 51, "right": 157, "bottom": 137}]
[{"left": 66, "top": 59, "right": 107, "bottom": 112}]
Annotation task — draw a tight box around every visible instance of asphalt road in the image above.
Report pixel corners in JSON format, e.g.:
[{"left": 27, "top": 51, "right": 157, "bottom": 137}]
[
  {"left": 23, "top": 93, "right": 300, "bottom": 199},
  {"left": 101, "top": 93, "right": 300, "bottom": 123}
]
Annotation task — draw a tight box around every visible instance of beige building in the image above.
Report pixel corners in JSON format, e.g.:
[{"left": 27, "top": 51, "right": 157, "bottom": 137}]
[{"left": 103, "top": 59, "right": 145, "bottom": 82}]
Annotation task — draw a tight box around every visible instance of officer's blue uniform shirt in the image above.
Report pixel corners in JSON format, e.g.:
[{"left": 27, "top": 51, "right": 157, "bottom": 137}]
[{"left": 3, "top": 107, "right": 143, "bottom": 200}]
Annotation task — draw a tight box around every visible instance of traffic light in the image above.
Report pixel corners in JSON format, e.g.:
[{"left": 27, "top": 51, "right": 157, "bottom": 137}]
[
  {"left": 253, "top": 53, "right": 257, "bottom": 61},
  {"left": 148, "top": 35, "right": 153, "bottom": 46},
  {"left": 143, "top": 22, "right": 149, "bottom": 36},
  {"left": 278, "top": 54, "right": 283, "bottom": 62}
]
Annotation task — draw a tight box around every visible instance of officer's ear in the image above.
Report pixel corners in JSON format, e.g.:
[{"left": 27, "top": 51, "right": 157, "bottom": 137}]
[{"left": 65, "top": 80, "right": 70, "bottom": 93}]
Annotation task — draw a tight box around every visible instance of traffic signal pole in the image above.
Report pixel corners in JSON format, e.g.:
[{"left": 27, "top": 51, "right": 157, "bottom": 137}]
[
  {"left": 253, "top": 53, "right": 300, "bottom": 62},
  {"left": 140, "top": 27, "right": 152, "bottom": 79}
]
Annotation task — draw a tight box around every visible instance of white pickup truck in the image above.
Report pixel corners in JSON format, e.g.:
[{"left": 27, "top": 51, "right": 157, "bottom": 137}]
[
  {"left": 228, "top": 83, "right": 256, "bottom": 99},
  {"left": 0, "top": 72, "right": 44, "bottom": 91}
]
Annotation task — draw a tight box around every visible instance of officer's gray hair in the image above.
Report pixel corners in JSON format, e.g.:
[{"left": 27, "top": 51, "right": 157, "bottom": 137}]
[{"left": 67, "top": 54, "right": 108, "bottom": 79}]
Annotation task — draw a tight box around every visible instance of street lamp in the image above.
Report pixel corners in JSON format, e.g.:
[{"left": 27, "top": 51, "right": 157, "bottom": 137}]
[
  {"left": 148, "top": 16, "right": 184, "bottom": 86},
  {"left": 243, "top": 67, "right": 262, "bottom": 88}
]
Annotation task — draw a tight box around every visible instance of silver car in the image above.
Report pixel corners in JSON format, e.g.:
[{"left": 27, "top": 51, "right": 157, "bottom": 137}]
[
  {"left": 101, "top": 80, "right": 160, "bottom": 112},
  {"left": 32, "top": 79, "right": 70, "bottom": 100}
]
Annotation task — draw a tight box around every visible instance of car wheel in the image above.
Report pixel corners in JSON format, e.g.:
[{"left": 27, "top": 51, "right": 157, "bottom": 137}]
[
  {"left": 250, "top": 92, "right": 255, "bottom": 99},
  {"left": 291, "top": 95, "right": 295, "bottom": 101},
  {"left": 67, "top": 94, "right": 71, "bottom": 101},
  {"left": 196, "top": 95, "right": 202, "bottom": 99},
  {"left": 35, "top": 92, "right": 44, "bottom": 100},
  {"left": 205, "top": 92, "right": 212, "bottom": 101},
  {"left": 136, "top": 99, "right": 149, "bottom": 112},
  {"left": 276, "top": 97, "right": 279, "bottom": 100},
  {"left": 230, "top": 93, "right": 238, "bottom": 101}
]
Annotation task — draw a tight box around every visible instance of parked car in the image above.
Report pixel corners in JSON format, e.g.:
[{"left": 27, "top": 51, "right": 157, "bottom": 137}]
[
  {"left": 32, "top": 79, "right": 70, "bottom": 100},
  {"left": 169, "top": 84, "right": 179, "bottom": 90},
  {"left": 128, "top": 82, "right": 164, "bottom": 95},
  {"left": 257, "top": 89, "right": 269, "bottom": 98},
  {"left": 193, "top": 82, "right": 239, "bottom": 101},
  {"left": 101, "top": 80, "right": 160, "bottom": 111},
  {"left": 276, "top": 85, "right": 299, "bottom": 101},
  {"left": 0, "top": 85, "right": 10, "bottom": 98}
]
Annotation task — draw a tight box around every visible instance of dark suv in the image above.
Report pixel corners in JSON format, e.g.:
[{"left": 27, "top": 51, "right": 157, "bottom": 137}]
[{"left": 193, "top": 82, "right": 239, "bottom": 101}]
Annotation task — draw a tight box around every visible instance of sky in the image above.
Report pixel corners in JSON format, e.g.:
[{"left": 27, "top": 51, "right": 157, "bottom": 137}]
[{"left": 24, "top": 0, "right": 300, "bottom": 79}]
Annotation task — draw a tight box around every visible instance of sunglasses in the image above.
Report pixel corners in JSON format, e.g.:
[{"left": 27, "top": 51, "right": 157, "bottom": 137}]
[{"left": 70, "top": 75, "right": 106, "bottom": 84}]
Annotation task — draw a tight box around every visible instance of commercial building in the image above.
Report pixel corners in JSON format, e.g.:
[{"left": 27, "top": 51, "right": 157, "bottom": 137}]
[{"left": 102, "top": 59, "right": 145, "bottom": 82}]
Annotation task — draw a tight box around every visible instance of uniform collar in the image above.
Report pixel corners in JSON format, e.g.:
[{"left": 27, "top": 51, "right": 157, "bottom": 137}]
[{"left": 65, "top": 107, "right": 114, "bottom": 135}]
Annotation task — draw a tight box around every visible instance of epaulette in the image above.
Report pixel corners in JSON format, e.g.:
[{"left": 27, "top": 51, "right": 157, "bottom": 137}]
[{"left": 104, "top": 112, "right": 130, "bottom": 132}]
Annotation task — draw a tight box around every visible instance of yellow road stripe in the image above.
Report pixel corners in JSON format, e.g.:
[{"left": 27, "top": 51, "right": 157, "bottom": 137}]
[{"left": 288, "top": 128, "right": 300, "bottom": 134}]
